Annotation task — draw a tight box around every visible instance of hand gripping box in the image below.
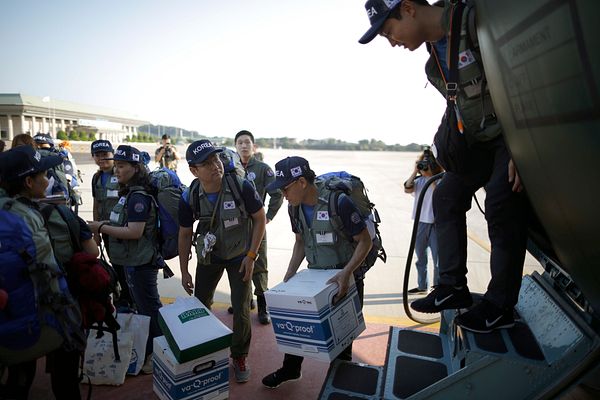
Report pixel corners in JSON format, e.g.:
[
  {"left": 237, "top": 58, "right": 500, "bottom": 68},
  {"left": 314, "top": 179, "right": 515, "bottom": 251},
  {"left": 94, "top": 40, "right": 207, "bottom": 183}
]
[
  {"left": 265, "top": 268, "right": 365, "bottom": 362},
  {"left": 153, "top": 336, "right": 229, "bottom": 400},
  {"left": 158, "top": 296, "right": 232, "bottom": 363}
]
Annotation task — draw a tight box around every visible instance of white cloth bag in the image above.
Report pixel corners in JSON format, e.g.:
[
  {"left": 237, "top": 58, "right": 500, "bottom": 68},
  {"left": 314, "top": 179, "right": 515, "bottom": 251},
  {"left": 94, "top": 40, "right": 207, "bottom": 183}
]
[
  {"left": 116, "top": 312, "right": 151, "bottom": 375},
  {"left": 83, "top": 329, "right": 133, "bottom": 386}
]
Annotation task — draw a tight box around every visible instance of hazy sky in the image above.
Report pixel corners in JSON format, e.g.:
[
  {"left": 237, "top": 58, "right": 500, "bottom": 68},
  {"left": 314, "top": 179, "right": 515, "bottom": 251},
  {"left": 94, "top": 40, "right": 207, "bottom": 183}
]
[{"left": 1, "top": 0, "right": 445, "bottom": 145}]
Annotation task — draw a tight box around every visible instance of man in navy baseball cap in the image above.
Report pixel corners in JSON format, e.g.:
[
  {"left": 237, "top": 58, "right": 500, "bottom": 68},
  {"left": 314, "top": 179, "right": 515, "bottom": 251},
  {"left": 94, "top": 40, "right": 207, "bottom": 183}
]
[
  {"left": 91, "top": 139, "right": 114, "bottom": 155},
  {"left": 266, "top": 156, "right": 312, "bottom": 192},
  {"left": 185, "top": 139, "right": 223, "bottom": 165},
  {"left": 32, "top": 132, "right": 55, "bottom": 147},
  {"left": 358, "top": 0, "right": 402, "bottom": 44}
]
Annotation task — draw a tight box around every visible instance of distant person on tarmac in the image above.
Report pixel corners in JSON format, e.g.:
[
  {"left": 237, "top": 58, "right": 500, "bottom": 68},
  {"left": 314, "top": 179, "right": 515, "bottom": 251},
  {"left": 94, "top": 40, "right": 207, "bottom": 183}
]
[
  {"left": 404, "top": 148, "right": 443, "bottom": 294},
  {"left": 359, "top": 0, "right": 528, "bottom": 333},
  {"left": 155, "top": 134, "right": 180, "bottom": 172},
  {"left": 261, "top": 156, "right": 372, "bottom": 389},
  {"left": 178, "top": 139, "right": 266, "bottom": 383},
  {"left": 229, "top": 130, "right": 283, "bottom": 325}
]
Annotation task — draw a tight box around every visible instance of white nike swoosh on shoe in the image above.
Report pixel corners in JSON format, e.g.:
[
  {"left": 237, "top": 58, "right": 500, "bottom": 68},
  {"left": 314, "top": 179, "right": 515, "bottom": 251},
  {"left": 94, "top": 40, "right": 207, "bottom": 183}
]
[
  {"left": 434, "top": 293, "right": 454, "bottom": 307},
  {"left": 485, "top": 315, "right": 503, "bottom": 328}
]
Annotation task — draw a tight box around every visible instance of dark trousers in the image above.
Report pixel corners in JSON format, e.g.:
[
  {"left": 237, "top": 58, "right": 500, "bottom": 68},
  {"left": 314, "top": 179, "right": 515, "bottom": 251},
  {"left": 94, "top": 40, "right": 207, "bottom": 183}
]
[
  {"left": 433, "top": 136, "right": 528, "bottom": 309},
  {"left": 282, "top": 278, "right": 365, "bottom": 373},
  {"left": 252, "top": 237, "right": 269, "bottom": 297},
  {"left": 194, "top": 261, "right": 252, "bottom": 358},
  {"left": 3, "top": 347, "right": 81, "bottom": 400}
]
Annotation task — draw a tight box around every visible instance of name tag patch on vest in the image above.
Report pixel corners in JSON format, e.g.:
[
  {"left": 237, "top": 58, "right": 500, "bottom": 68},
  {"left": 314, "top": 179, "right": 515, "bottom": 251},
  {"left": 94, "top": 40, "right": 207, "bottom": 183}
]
[
  {"left": 458, "top": 49, "right": 476, "bottom": 69},
  {"left": 223, "top": 200, "right": 236, "bottom": 210},
  {"left": 315, "top": 232, "right": 334, "bottom": 244},
  {"left": 223, "top": 217, "right": 239, "bottom": 229},
  {"left": 110, "top": 212, "right": 119, "bottom": 223},
  {"left": 107, "top": 189, "right": 119, "bottom": 198},
  {"left": 317, "top": 211, "right": 329, "bottom": 221}
]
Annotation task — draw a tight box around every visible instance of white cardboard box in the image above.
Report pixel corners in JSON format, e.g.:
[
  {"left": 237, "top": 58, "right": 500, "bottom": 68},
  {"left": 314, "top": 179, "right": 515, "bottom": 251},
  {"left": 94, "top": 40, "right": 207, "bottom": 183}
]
[
  {"left": 153, "top": 336, "right": 229, "bottom": 400},
  {"left": 158, "top": 296, "right": 232, "bottom": 363},
  {"left": 265, "top": 268, "right": 365, "bottom": 362}
]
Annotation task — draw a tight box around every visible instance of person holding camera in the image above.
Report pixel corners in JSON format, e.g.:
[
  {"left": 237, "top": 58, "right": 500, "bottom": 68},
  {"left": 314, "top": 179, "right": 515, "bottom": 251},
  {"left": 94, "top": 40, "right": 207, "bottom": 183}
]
[
  {"left": 155, "top": 134, "right": 180, "bottom": 172},
  {"left": 404, "top": 148, "right": 443, "bottom": 294}
]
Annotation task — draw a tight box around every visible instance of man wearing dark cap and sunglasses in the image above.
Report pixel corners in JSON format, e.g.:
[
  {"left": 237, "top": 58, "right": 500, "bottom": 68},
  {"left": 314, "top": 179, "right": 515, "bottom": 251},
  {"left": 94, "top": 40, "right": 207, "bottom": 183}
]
[
  {"left": 358, "top": 0, "right": 528, "bottom": 334},
  {"left": 178, "top": 139, "right": 266, "bottom": 383},
  {"left": 261, "top": 156, "right": 372, "bottom": 389}
]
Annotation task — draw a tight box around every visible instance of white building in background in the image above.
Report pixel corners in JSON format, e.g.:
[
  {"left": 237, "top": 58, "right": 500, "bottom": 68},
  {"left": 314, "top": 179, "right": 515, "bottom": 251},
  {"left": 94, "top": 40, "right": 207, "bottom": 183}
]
[{"left": 0, "top": 93, "right": 149, "bottom": 143}]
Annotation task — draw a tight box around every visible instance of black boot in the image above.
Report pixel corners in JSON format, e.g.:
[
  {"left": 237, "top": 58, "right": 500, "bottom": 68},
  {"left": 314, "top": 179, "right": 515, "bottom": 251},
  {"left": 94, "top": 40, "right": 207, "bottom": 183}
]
[{"left": 257, "top": 295, "right": 271, "bottom": 325}]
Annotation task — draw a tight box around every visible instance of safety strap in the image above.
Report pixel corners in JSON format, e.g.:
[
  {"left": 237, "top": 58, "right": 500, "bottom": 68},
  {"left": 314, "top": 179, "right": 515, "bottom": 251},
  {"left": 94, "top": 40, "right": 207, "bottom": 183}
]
[{"left": 446, "top": 1, "right": 466, "bottom": 102}]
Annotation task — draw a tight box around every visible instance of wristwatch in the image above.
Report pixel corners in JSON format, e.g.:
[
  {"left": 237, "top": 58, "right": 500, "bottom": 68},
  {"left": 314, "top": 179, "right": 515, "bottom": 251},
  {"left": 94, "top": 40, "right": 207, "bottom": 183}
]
[{"left": 246, "top": 250, "right": 259, "bottom": 261}]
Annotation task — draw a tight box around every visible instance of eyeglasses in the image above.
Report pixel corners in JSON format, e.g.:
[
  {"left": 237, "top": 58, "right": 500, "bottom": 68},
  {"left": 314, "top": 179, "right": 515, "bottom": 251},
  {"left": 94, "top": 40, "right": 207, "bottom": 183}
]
[
  {"left": 380, "top": 31, "right": 401, "bottom": 44},
  {"left": 282, "top": 179, "right": 299, "bottom": 194}
]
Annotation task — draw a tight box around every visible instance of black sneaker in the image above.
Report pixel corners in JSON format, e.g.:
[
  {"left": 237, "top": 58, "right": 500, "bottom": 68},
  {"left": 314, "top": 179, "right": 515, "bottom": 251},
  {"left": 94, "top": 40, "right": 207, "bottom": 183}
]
[
  {"left": 407, "top": 287, "right": 428, "bottom": 294},
  {"left": 455, "top": 299, "right": 515, "bottom": 333},
  {"left": 262, "top": 368, "right": 302, "bottom": 389},
  {"left": 411, "top": 285, "right": 472, "bottom": 313}
]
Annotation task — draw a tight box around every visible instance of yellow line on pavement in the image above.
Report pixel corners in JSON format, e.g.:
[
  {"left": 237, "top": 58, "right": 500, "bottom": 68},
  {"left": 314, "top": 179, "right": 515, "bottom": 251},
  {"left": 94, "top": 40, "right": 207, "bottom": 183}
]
[{"left": 467, "top": 228, "right": 491, "bottom": 253}]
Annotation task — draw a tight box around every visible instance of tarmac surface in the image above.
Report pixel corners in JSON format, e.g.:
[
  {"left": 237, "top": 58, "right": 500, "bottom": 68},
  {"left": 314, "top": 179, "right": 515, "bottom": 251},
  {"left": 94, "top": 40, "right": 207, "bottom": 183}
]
[
  {"left": 70, "top": 142, "right": 541, "bottom": 323},
  {"left": 25, "top": 142, "right": 542, "bottom": 399}
]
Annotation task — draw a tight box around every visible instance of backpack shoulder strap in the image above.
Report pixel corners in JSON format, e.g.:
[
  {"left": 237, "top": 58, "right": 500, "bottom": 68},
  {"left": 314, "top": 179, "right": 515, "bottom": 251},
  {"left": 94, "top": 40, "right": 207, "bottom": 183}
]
[
  {"left": 39, "top": 203, "right": 82, "bottom": 252},
  {"left": 225, "top": 173, "right": 247, "bottom": 216},
  {"left": 446, "top": 0, "right": 466, "bottom": 102},
  {"left": 288, "top": 204, "right": 301, "bottom": 232},
  {"left": 189, "top": 178, "right": 201, "bottom": 219},
  {"left": 465, "top": 1, "right": 478, "bottom": 51},
  {"left": 91, "top": 171, "right": 101, "bottom": 197},
  {"left": 327, "top": 190, "right": 351, "bottom": 242}
]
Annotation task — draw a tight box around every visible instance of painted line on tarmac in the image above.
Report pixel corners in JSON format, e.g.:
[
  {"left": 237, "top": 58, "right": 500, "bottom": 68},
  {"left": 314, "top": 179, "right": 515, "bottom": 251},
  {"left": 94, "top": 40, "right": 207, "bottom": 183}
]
[
  {"left": 467, "top": 228, "right": 491, "bottom": 253},
  {"left": 364, "top": 314, "right": 440, "bottom": 330}
]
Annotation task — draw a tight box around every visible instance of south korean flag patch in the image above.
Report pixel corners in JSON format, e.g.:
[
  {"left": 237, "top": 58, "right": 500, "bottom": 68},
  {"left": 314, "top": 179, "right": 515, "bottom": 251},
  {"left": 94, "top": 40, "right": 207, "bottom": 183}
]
[
  {"left": 458, "top": 49, "right": 476, "bottom": 69},
  {"left": 223, "top": 200, "right": 236, "bottom": 210},
  {"left": 316, "top": 211, "right": 329, "bottom": 221},
  {"left": 290, "top": 166, "right": 302, "bottom": 177}
]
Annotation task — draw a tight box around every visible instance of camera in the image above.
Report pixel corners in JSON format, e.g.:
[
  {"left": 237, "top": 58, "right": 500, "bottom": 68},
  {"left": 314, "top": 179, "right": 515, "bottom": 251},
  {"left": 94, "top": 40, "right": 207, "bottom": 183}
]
[{"left": 416, "top": 146, "right": 436, "bottom": 171}]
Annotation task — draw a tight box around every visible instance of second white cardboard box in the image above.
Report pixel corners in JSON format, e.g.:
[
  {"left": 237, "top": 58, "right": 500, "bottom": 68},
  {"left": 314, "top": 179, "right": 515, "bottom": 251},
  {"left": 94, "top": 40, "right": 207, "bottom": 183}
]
[
  {"left": 153, "top": 336, "right": 229, "bottom": 400},
  {"left": 158, "top": 296, "right": 232, "bottom": 363},
  {"left": 265, "top": 268, "right": 365, "bottom": 362}
]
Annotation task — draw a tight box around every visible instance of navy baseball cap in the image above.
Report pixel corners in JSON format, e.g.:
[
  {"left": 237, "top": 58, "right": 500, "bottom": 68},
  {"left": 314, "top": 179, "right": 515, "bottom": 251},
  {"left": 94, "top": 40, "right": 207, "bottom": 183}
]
[
  {"left": 186, "top": 139, "right": 223, "bottom": 165},
  {"left": 0, "top": 146, "right": 62, "bottom": 181},
  {"left": 266, "top": 156, "right": 311, "bottom": 191},
  {"left": 32, "top": 132, "right": 55, "bottom": 146},
  {"left": 359, "top": 0, "right": 402, "bottom": 44},
  {"left": 105, "top": 145, "right": 142, "bottom": 163},
  {"left": 91, "top": 139, "right": 114, "bottom": 154}
]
